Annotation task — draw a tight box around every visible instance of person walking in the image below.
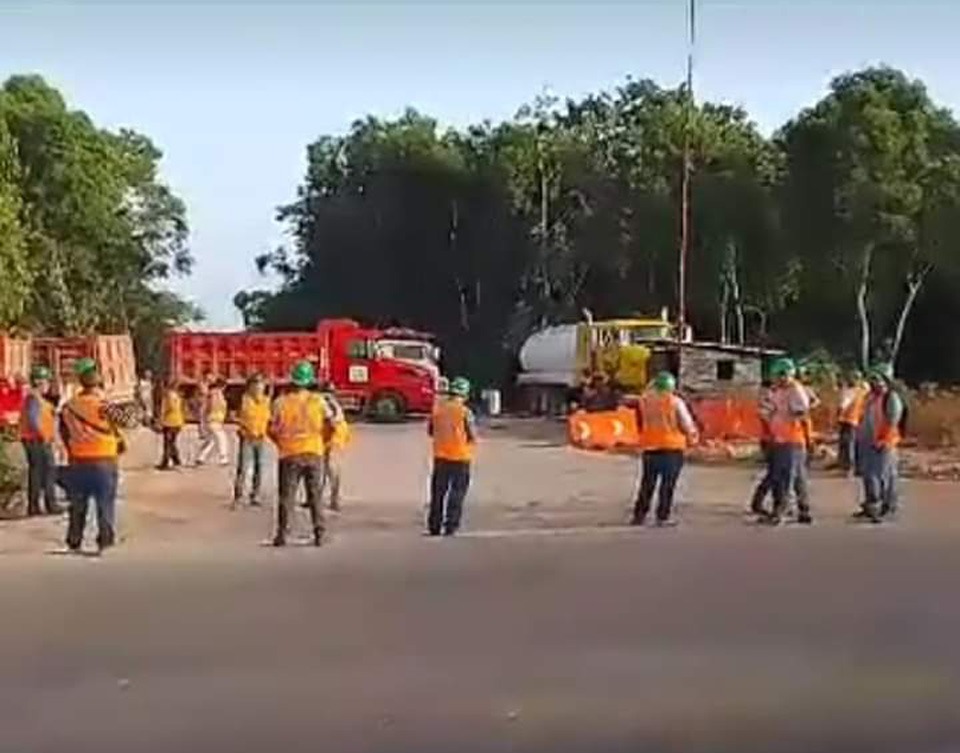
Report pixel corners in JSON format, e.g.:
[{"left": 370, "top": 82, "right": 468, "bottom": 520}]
[
  {"left": 59, "top": 358, "right": 123, "bottom": 553},
  {"left": 196, "top": 379, "right": 229, "bottom": 466},
  {"left": 837, "top": 370, "right": 868, "bottom": 475},
  {"left": 319, "top": 382, "right": 349, "bottom": 512},
  {"left": 630, "top": 371, "right": 698, "bottom": 527},
  {"left": 268, "top": 361, "right": 334, "bottom": 547},
  {"left": 234, "top": 374, "right": 270, "bottom": 507},
  {"left": 427, "top": 376, "right": 476, "bottom": 537},
  {"left": 19, "top": 365, "right": 61, "bottom": 516},
  {"left": 853, "top": 364, "right": 904, "bottom": 523},
  {"left": 757, "top": 357, "right": 812, "bottom": 526},
  {"left": 157, "top": 380, "right": 185, "bottom": 470}
]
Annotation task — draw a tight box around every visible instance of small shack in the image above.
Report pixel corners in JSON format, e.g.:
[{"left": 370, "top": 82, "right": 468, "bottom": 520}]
[{"left": 677, "top": 341, "right": 784, "bottom": 395}]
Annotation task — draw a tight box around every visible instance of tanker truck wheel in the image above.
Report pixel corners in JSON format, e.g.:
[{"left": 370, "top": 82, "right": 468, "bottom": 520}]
[{"left": 369, "top": 391, "right": 407, "bottom": 423}]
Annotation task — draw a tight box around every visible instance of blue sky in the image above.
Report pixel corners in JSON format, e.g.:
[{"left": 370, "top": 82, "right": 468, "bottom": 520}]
[{"left": 3, "top": 0, "right": 959, "bottom": 327}]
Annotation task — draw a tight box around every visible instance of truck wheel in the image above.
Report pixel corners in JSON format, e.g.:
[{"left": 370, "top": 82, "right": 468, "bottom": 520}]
[{"left": 369, "top": 392, "right": 406, "bottom": 422}]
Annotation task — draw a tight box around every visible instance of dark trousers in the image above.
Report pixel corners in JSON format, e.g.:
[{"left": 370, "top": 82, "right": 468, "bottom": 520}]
[
  {"left": 158, "top": 427, "right": 182, "bottom": 469},
  {"left": 234, "top": 438, "right": 265, "bottom": 503},
  {"left": 428, "top": 459, "right": 471, "bottom": 535},
  {"left": 65, "top": 461, "right": 118, "bottom": 550},
  {"left": 633, "top": 450, "right": 684, "bottom": 522},
  {"left": 276, "top": 455, "right": 325, "bottom": 541},
  {"left": 23, "top": 440, "right": 59, "bottom": 515},
  {"left": 770, "top": 443, "right": 810, "bottom": 518},
  {"left": 838, "top": 423, "right": 857, "bottom": 472},
  {"left": 752, "top": 443, "right": 810, "bottom": 516}
]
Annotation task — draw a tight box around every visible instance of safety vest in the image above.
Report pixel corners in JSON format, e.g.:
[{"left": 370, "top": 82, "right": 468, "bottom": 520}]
[
  {"left": 62, "top": 392, "right": 119, "bottom": 461},
  {"left": 207, "top": 389, "right": 227, "bottom": 424},
  {"left": 161, "top": 390, "right": 185, "bottom": 429},
  {"left": 638, "top": 393, "right": 688, "bottom": 451},
  {"left": 329, "top": 419, "right": 351, "bottom": 451},
  {"left": 432, "top": 398, "right": 473, "bottom": 462},
  {"left": 838, "top": 386, "right": 868, "bottom": 426},
  {"left": 19, "top": 391, "right": 56, "bottom": 443},
  {"left": 271, "top": 391, "right": 327, "bottom": 459},
  {"left": 865, "top": 394, "right": 901, "bottom": 449},
  {"left": 768, "top": 379, "right": 808, "bottom": 445},
  {"left": 238, "top": 394, "right": 271, "bottom": 439}
]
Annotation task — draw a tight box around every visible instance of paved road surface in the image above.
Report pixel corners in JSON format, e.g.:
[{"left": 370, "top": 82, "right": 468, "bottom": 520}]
[{"left": 2, "top": 422, "right": 959, "bottom": 752}]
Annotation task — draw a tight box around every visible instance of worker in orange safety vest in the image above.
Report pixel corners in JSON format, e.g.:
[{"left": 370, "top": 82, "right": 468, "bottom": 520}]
[
  {"left": 630, "top": 371, "right": 698, "bottom": 527},
  {"left": 427, "top": 376, "right": 476, "bottom": 537},
  {"left": 59, "top": 358, "right": 123, "bottom": 553},
  {"left": 837, "top": 370, "right": 868, "bottom": 474},
  {"left": 853, "top": 363, "right": 905, "bottom": 523},
  {"left": 268, "top": 361, "right": 338, "bottom": 547},
  {"left": 19, "top": 365, "right": 61, "bottom": 516},
  {"left": 756, "top": 357, "right": 812, "bottom": 526}
]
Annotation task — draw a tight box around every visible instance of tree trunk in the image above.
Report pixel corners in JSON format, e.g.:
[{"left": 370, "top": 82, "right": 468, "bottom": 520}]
[
  {"left": 856, "top": 244, "right": 874, "bottom": 369},
  {"left": 718, "top": 277, "right": 729, "bottom": 345},
  {"left": 889, "top": 266, "right": 932, "bottom": 367}
]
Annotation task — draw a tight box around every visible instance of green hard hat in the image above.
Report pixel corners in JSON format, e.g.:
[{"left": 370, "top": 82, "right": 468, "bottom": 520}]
[
  {"left": 30, "top": 365, "right": 51, "bottom": 383},
  {"left": 869, "top": 362, "right": 894, "bottom": 383},
  {"left": 74, "top": 357, "right": 98, "bottom": 377},
  {"left": 290, "top": 360, "right": 316, "bottom": 387},
  {"left": 449, "top": 376, "right": 471, "bottom": 398},
  {"left": 652, "top": 371, "right": 676, "bottom": 393},
  {"left": 769, "top": 357, "right": 796, "bottom": 378}
]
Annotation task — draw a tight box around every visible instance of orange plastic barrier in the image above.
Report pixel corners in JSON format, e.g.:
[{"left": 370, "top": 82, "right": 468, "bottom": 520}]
[
  {"left": 687, "top": 395, "right": 763, "bottom": 442},
  {"left": 568, "top": 407, "right": 640, "bottom": 450}
]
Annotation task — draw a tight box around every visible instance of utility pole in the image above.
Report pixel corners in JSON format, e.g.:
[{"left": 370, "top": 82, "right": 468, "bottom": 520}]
[{"left": 677, "top": 0, "right": 696, "bottom": 341}]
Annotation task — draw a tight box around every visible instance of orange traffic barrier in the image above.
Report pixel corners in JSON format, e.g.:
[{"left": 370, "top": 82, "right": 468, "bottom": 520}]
[{"left": 568, "top": 407, "right": 639, "bottom": 450}]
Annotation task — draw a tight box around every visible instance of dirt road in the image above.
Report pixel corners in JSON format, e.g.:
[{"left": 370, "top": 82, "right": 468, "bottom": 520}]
[{"left": 2, "top": 420, "right": 959, "bottom": 752}]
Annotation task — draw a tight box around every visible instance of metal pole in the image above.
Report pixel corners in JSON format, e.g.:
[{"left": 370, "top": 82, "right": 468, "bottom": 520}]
[{"left": 678, "top": 0, "right": 695, "bottom": 341}]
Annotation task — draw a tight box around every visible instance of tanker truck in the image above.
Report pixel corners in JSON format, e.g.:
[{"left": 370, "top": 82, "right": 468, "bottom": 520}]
[{"left": 516, "top": 313, "right": 692, "bottom": 414}]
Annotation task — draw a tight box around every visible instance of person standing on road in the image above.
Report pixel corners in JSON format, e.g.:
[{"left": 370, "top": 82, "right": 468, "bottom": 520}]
[
  {"left": 853, "top": 364, "right": 904, "bottom": 524},
  {"left": 427, "top": 376, "right": 476, "bottom": 537},
  {"left": 157, "top": 380, "right": 185, "bottom": 470},
  {"left": 19, "top": 365, "right": 61, "bottom": 516},
  {"left": 196, "top": 379, "right": 229, "bottom": 466},
  {"left": 837, "top": 370, "right": 868, "bottom": 475},
  {"left": 749, "top": 377, "right": 775, "bottom": 516},
  {"left": 268, "top": 361, "right": 332, "bottom": 547},
  {"left": 60, "top": 358, "right": 123, "bottom": 553},
  {"left": 757, "top": 357, "right": 812, "bottom": 526},
  {"left": 319, "top": 382, "right": 349, "bottom": 512},
  {"left": 629, "top": 371, "right": 698, "bottom": 527},
  {"left": 234, "top": 374, "right": 270, "bottom": 507}
]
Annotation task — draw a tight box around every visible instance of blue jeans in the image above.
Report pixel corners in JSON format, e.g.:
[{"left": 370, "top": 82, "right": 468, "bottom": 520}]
[
  {"left": 65, "top": 462, "right": 118, "bottom": 550},
  {"left": 860, "top": 445, "right": 899, "bottom": 515},
  {"left": 770, "top": 443, "right": 810, "bottom": 518},
  {"left": 428, "top": 460, "right": 471, "bottom": 535},
  {"left": 634, "top": 450, "right": 684, "bottom": 522},
  {"left": 234, "top": 438, "right": 265, "bottom": 503},
  {"left": 23, "top": 440, "right": 59, "bottom": 515}
]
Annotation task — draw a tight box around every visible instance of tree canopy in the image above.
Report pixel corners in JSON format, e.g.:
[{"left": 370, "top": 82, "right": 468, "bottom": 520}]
[
  {"left": 239, "top": 67, "right": 958, "bottom": 384},
  {"left": 0, "top": 74, "right": 198, "bottom": 368}
]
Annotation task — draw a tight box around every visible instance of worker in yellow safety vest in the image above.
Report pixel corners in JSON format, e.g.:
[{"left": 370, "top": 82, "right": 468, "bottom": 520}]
[
  {"left": 268, "top": 361, "right": 339, "bottom": 547},
  {"left": 19, "top": 365, "right": 61, "bottom": 516},
  {"left": 319, "top": 381, "right": 349, "bottom": 512},
  {"left": 756, "top": 357, "right": 812, "bottom": 526},
  {"left": 59, "top": 358, "right": 123, "bottom": 554},
  {"left": 196, "top": 379, "right": 229, "bottom": 466},
  {"left": 234, "top": 373, "right": 270, "bottom": 507},
  {"left": 630, "top": 371, "right": 698, "bottom": 527},
  {"left": 427, "top": 376, "right": 476, "bottom": 537},
  {"left": 157, "top": 379, "right": 186, "bottom": 470}
]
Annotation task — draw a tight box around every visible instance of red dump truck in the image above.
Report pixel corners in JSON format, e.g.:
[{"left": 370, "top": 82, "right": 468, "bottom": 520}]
[{"left": 164, "top": 319, "right": 437, "bottom": 420}]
